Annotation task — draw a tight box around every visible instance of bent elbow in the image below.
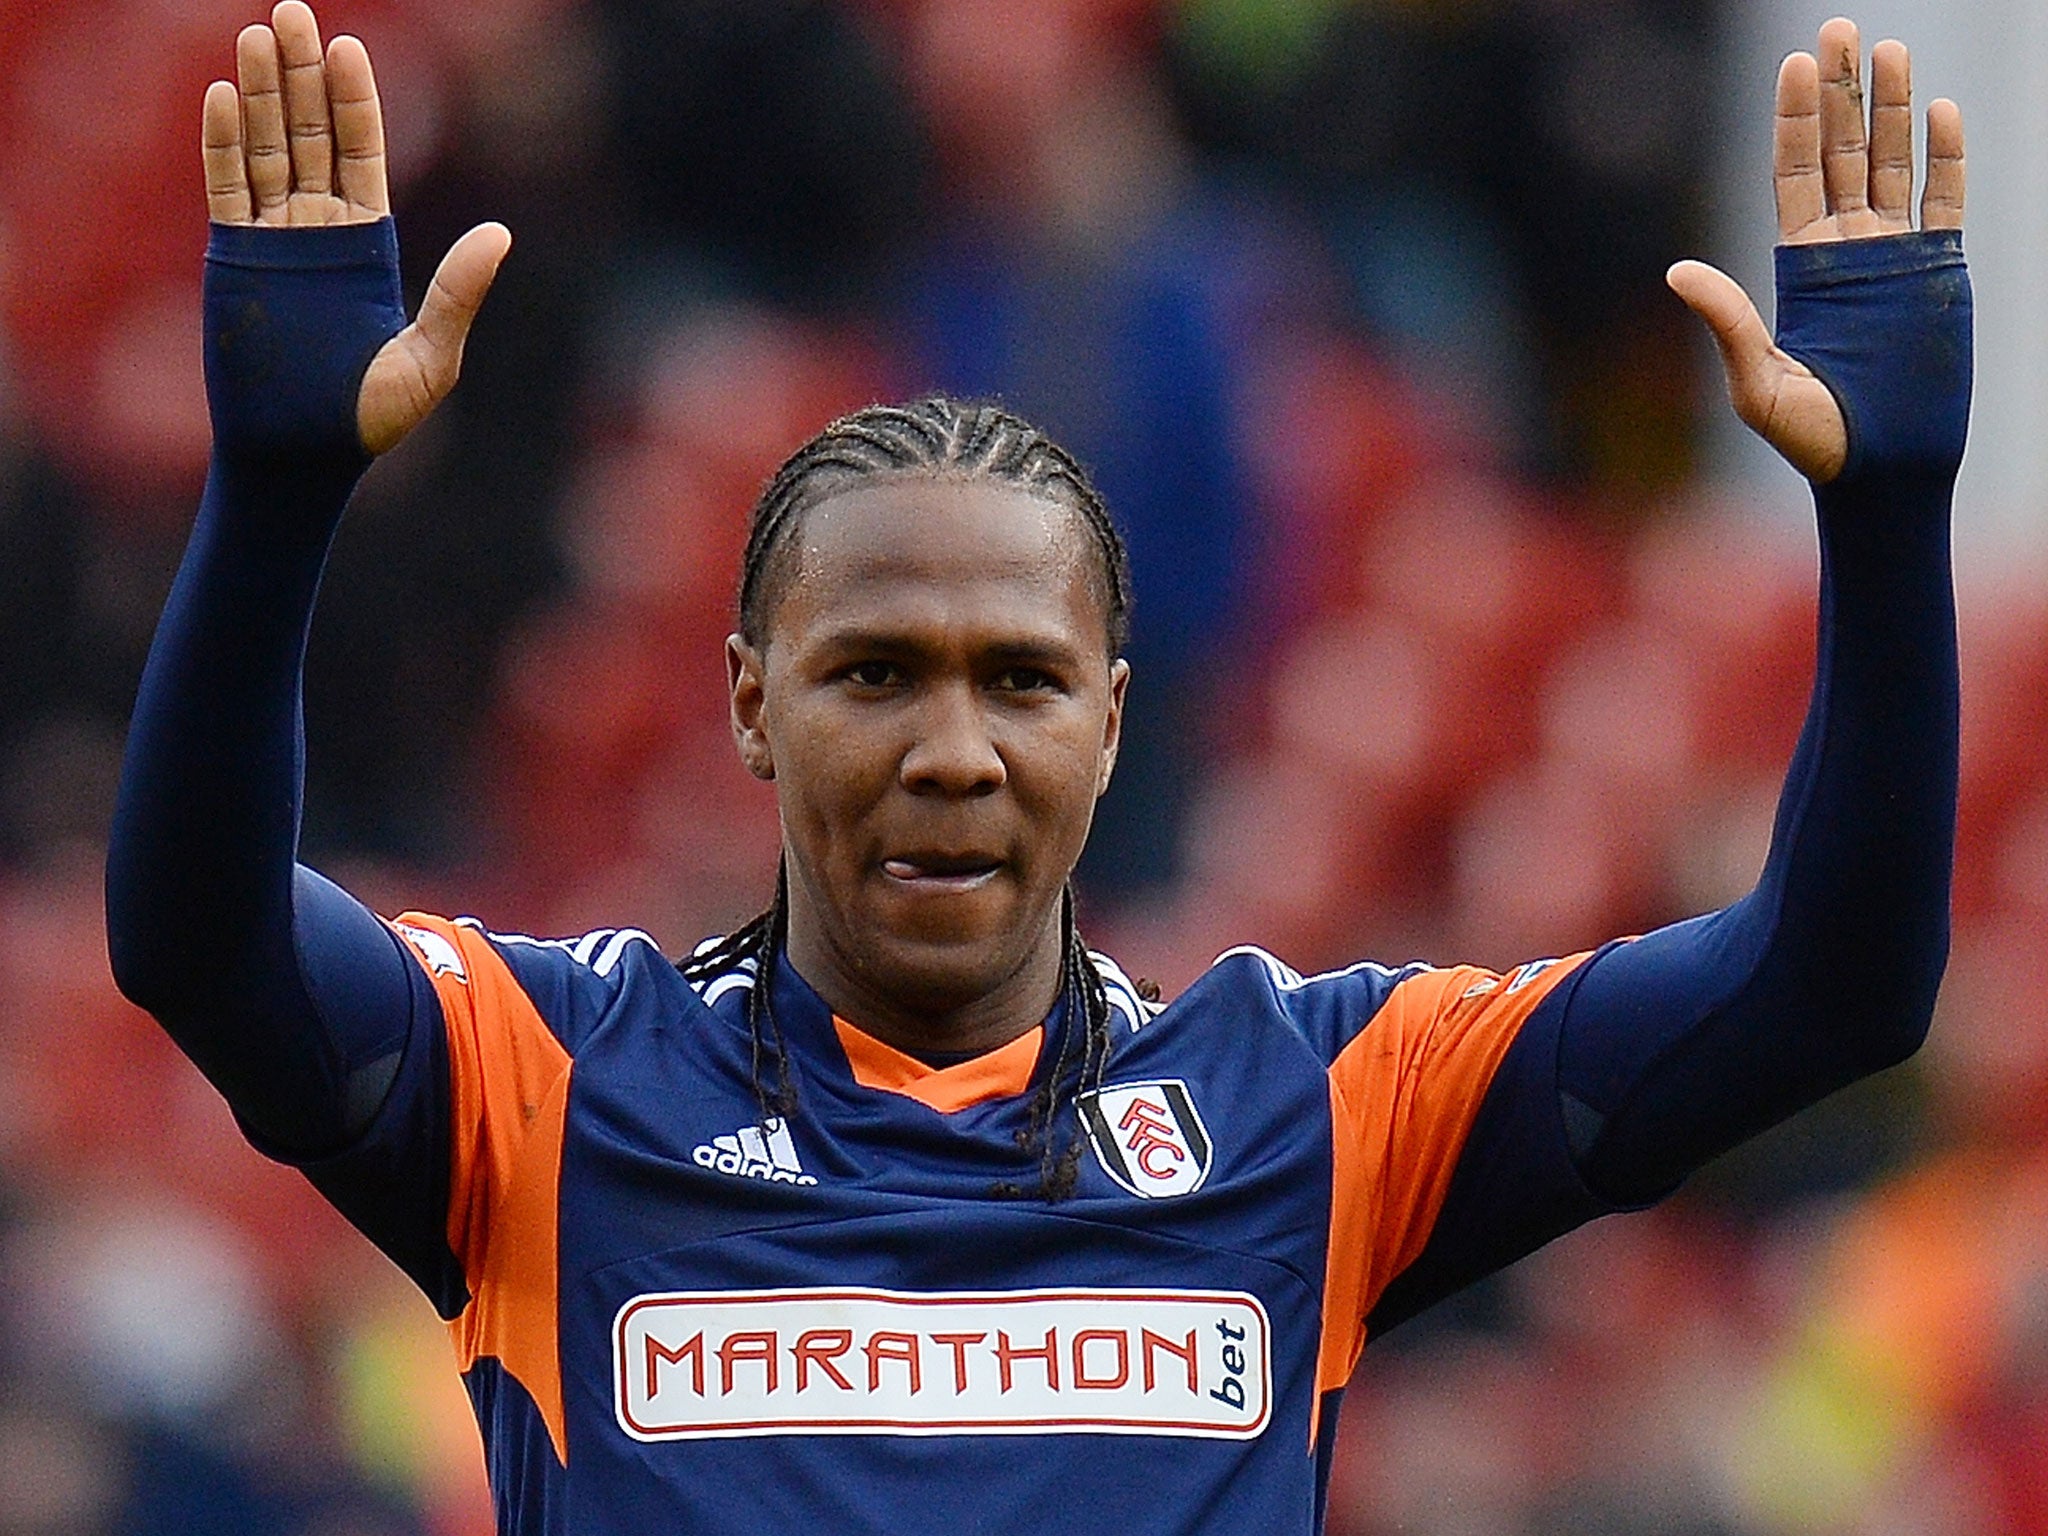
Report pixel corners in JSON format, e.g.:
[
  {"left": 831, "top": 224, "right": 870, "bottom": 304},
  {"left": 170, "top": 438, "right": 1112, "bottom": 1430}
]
[
  {"left": 105, "top": 881, "right": 174, "bottom": 1019},
  {"left": 1866, "top": 1003, "right": 1934, "bottom": 1075},
  {"left": 104, "top": 848, "right": 198, "bottom": 1022},
  {"left": 1857, "top": 927, "right": 1947, "bottom": 1076}
]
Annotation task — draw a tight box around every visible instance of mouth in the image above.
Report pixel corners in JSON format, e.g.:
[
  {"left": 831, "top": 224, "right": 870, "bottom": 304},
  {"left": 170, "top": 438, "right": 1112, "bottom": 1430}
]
[{"left": 880, "top": 852, "right": 1006, "bottom": 892}]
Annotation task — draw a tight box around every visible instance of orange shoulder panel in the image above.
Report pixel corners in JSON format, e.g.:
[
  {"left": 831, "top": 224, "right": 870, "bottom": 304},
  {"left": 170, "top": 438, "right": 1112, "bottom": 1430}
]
[
  {"left": 388, "top": 913, "right": 572, "bottom": 1466},
  {"left": 1317, "top": 955, "right": 1588, "bottom": 1395}
]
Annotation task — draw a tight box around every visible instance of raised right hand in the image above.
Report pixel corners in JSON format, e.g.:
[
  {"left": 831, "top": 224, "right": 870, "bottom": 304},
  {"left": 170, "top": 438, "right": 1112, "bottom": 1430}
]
[{"left": 204, "top": 1, "right": 510, "bottom": 455}]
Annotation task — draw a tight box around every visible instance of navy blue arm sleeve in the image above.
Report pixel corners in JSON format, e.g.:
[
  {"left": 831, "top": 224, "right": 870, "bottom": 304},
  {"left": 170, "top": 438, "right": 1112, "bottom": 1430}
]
[
  {"left": 1370, "top": 231, "right": 1968, "bottom": 1331},
  {"left": 105, "top": 221, "right": 443, "bottom": 1177},
  {"left": 1560, "top": 231, "right": 1966, "bottom": 1200}
]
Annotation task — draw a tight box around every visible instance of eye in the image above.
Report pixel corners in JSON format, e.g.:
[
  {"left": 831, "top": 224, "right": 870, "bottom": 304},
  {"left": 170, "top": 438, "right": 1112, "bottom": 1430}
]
[
  {"left": 844, "top": 660, "right": 905, "bottom": 689},
  {"left": 994, "top": 666, "right": 1061, "bottom": 695}
]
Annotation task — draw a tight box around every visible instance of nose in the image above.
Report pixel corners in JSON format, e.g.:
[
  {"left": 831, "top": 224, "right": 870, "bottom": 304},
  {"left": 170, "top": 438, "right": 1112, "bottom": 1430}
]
[{"left": 899, "top": 682, "right": 1006, "bottom": 796}]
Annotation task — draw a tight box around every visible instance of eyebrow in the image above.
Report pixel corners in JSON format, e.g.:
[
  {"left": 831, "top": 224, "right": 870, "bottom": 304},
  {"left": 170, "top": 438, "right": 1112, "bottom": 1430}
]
[{"left": 810, "top": 627, "right": 1091, "bottom": 668}]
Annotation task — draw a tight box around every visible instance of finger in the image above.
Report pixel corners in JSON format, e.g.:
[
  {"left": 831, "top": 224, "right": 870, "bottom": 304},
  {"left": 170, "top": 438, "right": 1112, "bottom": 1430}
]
[
  {"left": 359, "top": 223, "right": 512, "bottom": 455},
  {"left": 1775, "top": 52, "right": 1825, "bottom": 239},
  {"left": 1816, "top": 18, "right": 1869, "bottom": 218},
  {"left": 326, "top": 34, "right": 389, "bottom": 215},
  {"left": 202, "top": 79, "right": 252, "bottom": 223},
  {"left": 1868, "top": 39, "right": 1913, "bottom": 228},
  {"left": 236, "top": 23, "right": 291, "bottom": 217},
  {"left": 1922, "top": 97, "right": 1965, "bottom": 229},
  {"left": 1671, "top": 261, "right": 1844, "bottom": 482},
  {"left": 273, "top": 1, "right": 333, "bottom": 205},
  {"left": 413, "top": 223, "right": 513, "bottom": 357},
  {"left": 1667, "top": 260, "right": 1781, "bottom": 430}
]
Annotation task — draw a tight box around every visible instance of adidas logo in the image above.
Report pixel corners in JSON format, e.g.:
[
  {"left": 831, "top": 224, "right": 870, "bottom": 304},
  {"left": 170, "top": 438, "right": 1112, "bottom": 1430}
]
[{"left": 691, "top": 1117, "right": 818, "bottom": 1186}]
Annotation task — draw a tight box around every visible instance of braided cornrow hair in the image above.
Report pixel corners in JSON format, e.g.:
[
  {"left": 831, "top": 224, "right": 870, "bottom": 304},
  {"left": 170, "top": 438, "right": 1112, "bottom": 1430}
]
[
  {"left": 680, "top": 397, "right": 1133, "bottom": 1201},
  {"left": 738, "top": 397, "right": 1132, "bottom": 655},
  {"left": 679, "top": 865, "right": 799, "bottom": 1125},
  {"left": 991, "top": 884, "right": 1120, "bottom": 1202}
]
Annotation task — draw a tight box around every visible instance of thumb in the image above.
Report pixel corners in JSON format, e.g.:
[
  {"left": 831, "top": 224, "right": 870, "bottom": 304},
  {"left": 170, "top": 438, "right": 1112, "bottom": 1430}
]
[
  {"left": 358, "top": 222, "right": 512, "bottom": 456},
  {"left": 1668, "top": 258, "right": 1847, "bottom": 484},
  {"left": 1666, "top": 259, "right": 1778, "bottom": 431},
  {"left": 413, "top": 221, "right": 513, "bottom": 360}
]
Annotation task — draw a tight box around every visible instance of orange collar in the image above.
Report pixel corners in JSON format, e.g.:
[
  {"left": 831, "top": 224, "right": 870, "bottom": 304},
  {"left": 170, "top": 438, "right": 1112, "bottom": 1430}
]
[{"left": 832, "top": 1017, "right": 1043, "bottom": 1113}]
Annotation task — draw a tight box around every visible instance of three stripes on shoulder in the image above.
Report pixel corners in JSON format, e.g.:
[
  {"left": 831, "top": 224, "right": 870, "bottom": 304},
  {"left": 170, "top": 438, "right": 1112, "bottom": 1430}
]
[{"left": 454, "top": 919, "right": 661, "bottom": 979}]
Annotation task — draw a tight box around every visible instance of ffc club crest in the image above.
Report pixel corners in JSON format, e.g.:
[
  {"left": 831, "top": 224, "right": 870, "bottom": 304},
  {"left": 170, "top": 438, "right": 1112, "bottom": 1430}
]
[{"left": 1080, "top": 1080, "right": 1213, "bottom": 1199}]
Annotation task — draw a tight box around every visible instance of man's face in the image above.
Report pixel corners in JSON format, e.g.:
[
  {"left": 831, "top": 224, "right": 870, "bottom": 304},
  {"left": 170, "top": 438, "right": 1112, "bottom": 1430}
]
[{"left": 728, "top": 475, "right": 1127, "bottom": 1048}]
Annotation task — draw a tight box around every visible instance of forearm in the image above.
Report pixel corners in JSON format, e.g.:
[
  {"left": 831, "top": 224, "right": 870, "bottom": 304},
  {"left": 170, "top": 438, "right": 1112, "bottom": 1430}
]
[
  {"left": 1556, "top": 231, "right": 1967, "bottom": 1203},
  {"left": 106, "top": 220, "right": 421, "bottom": 1154}
]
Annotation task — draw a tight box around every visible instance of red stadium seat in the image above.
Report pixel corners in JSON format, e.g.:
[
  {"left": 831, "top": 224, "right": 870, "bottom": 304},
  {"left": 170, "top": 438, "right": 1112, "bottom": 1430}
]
[{"left": 1626, "top": 508, "right": 1818, "bottom": 773}]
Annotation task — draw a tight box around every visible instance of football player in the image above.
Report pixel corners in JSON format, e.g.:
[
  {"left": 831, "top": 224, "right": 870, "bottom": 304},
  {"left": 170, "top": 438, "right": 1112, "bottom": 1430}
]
[{"left": 107, "top": 7, "right": 1967, "bottom": 1531}]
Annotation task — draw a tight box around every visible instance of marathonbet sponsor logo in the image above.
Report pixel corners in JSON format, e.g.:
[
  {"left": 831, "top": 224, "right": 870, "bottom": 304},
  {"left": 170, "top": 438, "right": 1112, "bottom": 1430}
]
[
  {"left": 1080, "top": 1080, "right": 1212, "bottom": 1198},
  {"left": 614, "top": 1287, "right": 1270, "bottom": 1440},
  {"left": 692, "top": 1117, "right": 817, "bottom": 1186}
]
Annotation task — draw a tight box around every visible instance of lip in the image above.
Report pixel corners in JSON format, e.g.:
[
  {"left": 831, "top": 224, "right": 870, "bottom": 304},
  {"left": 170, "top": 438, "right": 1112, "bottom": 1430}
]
[{"left": 880, "top": 853, "right": 1006, "bottom": 891}]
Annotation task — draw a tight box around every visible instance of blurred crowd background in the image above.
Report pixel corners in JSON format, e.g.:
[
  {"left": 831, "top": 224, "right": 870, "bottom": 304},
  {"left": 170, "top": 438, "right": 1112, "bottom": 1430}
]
[{"left": 4, "top": 0, "right": 2047, "bottom": 1531}]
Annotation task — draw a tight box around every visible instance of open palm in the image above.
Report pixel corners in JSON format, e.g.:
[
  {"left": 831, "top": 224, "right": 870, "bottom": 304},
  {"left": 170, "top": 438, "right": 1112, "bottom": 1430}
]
[
  {"left": 203, "top": 1, "right": 510, "bottom": 455},
  {"left": 1668, "top": 18, "right": 1966, "bottom": 484}
]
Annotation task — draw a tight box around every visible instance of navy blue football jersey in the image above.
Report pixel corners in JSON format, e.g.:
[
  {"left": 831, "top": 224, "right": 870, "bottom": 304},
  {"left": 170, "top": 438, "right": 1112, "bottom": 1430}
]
[{"left": 328, "top": 914, "right": 1603, "bottom": 1534}]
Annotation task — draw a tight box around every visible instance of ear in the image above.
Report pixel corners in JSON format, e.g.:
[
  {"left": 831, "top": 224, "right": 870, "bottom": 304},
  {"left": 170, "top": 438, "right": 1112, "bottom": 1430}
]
[
  {"left": 727, "top": 635, "right": 775, "bottom": 782},
  {"left": 1096, "top": 658, "right": 1130, "bottom": 797}
]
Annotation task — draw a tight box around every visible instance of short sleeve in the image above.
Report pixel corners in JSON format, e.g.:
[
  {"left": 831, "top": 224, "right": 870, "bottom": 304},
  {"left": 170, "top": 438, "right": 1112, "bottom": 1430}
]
[
  {"left": 385, "top": 913, "right": 573, "bottom": 1464},
  {"left": 1315, "top": 955, "right": 1591, "bottom": 1390}
]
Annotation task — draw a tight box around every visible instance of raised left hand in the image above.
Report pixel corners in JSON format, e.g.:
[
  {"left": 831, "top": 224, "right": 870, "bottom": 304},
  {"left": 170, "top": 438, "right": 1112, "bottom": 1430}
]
[{"left": 1667, "top": 17, "right": 1965, "bottom": 484}]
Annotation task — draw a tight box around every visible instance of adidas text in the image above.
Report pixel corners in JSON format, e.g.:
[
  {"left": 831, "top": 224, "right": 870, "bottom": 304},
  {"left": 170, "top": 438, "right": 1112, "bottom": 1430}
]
[{"left": 693, "top": 1118, "right": 818, "bottom": 1186}]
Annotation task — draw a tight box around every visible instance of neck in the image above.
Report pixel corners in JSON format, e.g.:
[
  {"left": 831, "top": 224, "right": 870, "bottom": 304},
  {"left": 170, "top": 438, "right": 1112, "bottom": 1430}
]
[{"left": 781, "top": 888, "right": 1068, "bottom": 1060}]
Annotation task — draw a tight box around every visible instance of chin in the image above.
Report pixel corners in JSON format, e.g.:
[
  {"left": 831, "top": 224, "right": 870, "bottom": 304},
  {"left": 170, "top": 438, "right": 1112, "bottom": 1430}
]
[
  {"left": 869, "top": 930, "right": 1025, "bottom": 1006},
  {"left": 865, "top": 873, "right": 1035, "bottom": 958},
  {"left": 857, "top": 913, "right": 1050, "bottom": 1018}
]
